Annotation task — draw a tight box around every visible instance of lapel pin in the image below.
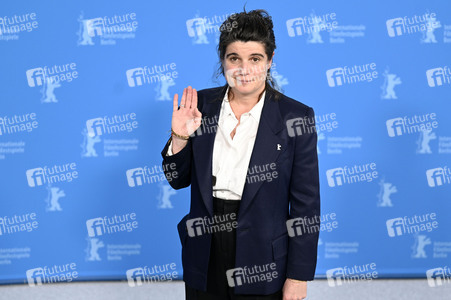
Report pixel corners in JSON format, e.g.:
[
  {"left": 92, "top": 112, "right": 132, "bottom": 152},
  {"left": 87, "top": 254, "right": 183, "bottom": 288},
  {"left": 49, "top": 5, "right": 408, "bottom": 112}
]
[{"left": 277, "top": 144, "right": 281, "bottom": 151}]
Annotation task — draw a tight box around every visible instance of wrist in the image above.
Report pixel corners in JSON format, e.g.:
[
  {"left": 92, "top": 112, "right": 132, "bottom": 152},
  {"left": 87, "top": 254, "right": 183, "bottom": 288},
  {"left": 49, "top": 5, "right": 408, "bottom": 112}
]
[
  {"left": 171, "top": 128, "right": 190, "bottom": 140},
  {"left": 172, "top": 134, "right": 189, "bottom": 141},
  {"left": 170, "top": 135, "right": 188, "bottom": 155}
]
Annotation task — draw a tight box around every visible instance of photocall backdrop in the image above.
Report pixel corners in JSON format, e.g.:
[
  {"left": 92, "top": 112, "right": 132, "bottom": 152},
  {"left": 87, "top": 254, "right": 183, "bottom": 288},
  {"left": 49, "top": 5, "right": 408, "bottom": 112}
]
[{"left": 1, "top": 0, "right": 450, "bottom": 286}]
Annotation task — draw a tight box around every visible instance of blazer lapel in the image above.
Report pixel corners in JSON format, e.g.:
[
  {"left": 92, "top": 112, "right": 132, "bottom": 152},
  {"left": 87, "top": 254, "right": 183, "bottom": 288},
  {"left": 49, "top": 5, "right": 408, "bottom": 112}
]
[{"left": 239, "top": 92, "right": 284, "bottom": 218}]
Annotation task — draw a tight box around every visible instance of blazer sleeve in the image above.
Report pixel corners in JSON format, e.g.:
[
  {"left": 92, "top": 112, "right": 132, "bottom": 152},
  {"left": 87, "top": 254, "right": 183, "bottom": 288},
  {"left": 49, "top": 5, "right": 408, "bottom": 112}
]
[
  {"left": 160, "top": 136, "right": 193, "bottom": 189},
  {"left": 286, "top": 106, "right": 321, "bottom": 281}
]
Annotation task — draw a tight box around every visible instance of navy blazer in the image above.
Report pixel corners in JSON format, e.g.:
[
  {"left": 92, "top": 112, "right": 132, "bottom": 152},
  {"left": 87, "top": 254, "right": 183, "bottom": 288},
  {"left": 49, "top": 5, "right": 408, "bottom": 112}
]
[{"left": 161, "top": 86, "right": 320, "bottom": 295}]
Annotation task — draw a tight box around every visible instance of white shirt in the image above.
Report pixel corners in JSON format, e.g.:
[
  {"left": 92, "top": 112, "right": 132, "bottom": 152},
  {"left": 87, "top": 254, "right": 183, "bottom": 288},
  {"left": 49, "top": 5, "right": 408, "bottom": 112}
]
[{"left": 166, "top": 87, "right": 265, "bottom": 200}]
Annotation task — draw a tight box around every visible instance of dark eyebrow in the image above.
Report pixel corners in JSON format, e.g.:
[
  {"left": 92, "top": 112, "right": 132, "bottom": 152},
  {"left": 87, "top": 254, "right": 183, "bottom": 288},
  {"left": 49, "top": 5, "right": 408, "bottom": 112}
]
[
  {"left": 225, "top": 52, "right": 239, "bottom": 58},
  {"left": 225, "top": 53, "right": 265, "bottom": 58}
]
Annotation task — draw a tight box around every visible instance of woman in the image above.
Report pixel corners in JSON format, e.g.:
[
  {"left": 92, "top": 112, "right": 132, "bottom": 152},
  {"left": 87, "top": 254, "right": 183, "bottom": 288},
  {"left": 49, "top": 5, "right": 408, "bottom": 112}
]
[{"left": 161, "top": 9, "right": 320, "bottom": 300}]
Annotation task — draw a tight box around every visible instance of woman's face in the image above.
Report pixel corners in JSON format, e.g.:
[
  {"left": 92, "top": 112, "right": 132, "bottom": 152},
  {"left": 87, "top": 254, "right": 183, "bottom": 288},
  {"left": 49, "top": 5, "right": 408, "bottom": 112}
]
[{"left": 223, "top": 41, "right": 272, "bottom": 97}]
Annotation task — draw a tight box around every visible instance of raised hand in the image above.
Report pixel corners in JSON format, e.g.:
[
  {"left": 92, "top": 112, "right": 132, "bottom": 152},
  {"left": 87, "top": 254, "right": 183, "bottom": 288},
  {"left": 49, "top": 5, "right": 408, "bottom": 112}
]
[
  {"left": 170, "top": 86, "right": 202, "bottom": 154},
  {"left": 172, "top": 86, "right": 202, "bottom": 136}
]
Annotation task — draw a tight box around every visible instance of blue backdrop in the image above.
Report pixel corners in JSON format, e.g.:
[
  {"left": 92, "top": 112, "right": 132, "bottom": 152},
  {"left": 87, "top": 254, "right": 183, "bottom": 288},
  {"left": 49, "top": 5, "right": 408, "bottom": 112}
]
[{"left": 1, "top": 0, "right": 450, "bottom": 286}]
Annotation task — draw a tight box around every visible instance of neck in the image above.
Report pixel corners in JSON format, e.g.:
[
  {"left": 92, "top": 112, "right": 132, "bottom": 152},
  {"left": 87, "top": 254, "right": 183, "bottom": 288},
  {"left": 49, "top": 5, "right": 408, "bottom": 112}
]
[{"left": 228, "top": 85, "right": 265, "bottom": 107}]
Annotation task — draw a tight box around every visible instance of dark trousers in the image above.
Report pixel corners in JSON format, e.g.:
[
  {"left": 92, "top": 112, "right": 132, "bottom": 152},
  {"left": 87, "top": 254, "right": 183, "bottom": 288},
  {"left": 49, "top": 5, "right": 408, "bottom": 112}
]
[{"left": 185, "top": 197, "right": 283, "bottom": 300}]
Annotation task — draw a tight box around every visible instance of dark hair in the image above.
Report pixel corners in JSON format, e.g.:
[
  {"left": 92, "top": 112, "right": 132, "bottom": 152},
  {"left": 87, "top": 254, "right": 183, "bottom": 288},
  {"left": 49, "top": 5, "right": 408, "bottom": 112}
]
[{"left": 212, "top": 8, "right": 281, "bottom": 101}]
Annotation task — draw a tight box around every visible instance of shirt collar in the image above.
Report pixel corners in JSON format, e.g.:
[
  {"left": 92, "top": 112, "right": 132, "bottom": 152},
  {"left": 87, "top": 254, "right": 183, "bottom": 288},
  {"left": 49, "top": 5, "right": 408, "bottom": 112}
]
[{"left": 222, "top": 86, "right": 266, "bottom": 122}]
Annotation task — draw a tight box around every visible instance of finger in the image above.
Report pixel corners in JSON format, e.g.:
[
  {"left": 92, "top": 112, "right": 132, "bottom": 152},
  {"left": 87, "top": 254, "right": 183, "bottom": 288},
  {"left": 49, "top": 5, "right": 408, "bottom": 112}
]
[
  {"left": 173, "top": 93, "right": 179, "bottom": 112},
  {"left": 180, "top": 88, "right": 187, "bottom": 109},
  {"left": 187, "top": 86, "right": 192, "bottom": 109},
  {"left": 192, "top": 88, "right": 198, "bottom": 111}
]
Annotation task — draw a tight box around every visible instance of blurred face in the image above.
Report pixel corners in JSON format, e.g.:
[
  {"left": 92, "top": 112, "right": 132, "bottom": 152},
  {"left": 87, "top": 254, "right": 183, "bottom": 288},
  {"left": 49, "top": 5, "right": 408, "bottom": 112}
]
[{"left": 222, "top": 41, "right": 272, "bottom": 97}]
